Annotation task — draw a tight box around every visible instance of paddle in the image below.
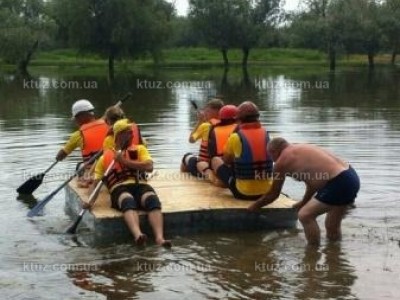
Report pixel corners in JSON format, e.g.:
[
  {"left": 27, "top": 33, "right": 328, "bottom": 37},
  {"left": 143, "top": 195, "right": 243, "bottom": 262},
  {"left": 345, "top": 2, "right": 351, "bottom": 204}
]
[
  {"left": 17, "top": 161, "right": 58, "bottom": 194},
  {"left": 27, "top": 150, "right": 103, "bottom": 217},
  {"left": 190, "top": 100, "right": 198, "bottom": 111},
  {"left": 26, "top": 92, "right": 132, "bottom": 217},
  {"left": 65, "top": 151, "right": 120, "bottom": 234},
  {"left": 17, "top": 92, "right": 133, "bottom": 195}
]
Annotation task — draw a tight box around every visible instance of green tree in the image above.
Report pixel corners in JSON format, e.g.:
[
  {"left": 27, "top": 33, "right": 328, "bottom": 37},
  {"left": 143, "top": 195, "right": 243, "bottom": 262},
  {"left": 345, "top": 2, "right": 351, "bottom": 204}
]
[
  {"left": 51, "top": 0, "right": 173, "bottom": 79},
  {"left": 380, "top": 0, "right": 400, "bottom": 64},
  {"left": 189, "top": 0, "right": 282, "bottom": 68},
  {"left": 0, "top": 0, "right": 54, "bottom": 74}
]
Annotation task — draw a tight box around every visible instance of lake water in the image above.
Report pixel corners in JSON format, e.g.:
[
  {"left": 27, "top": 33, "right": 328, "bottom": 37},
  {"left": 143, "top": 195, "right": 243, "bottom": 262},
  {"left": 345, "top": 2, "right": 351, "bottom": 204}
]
[{"left": 1, "top": 65, "right": 399, "bottom": 299}]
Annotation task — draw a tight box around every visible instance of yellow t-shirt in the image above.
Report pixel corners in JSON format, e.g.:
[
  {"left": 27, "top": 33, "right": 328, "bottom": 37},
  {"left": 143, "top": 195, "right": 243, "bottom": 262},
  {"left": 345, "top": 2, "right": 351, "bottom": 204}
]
[
  {"left": 102, "top": 135, "right": 115, "bottom": 151},
  {"left": 191, "top": 122, "right": 212, "bottom": 142},
  {"left": 62, "top": 131, "right": 82, "bottom": 154},
  {"left": 225, "top": 133, "right": 273, "bottom": 196},
  {"left": 94, "top": 145, "right": 152, "bottom": 191}
]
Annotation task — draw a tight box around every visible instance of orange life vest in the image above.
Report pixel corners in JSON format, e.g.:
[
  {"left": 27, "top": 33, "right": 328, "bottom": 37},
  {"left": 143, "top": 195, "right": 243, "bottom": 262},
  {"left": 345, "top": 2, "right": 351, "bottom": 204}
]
[
  {"left": 102, "top": 147, "right": 146, "bottom": 189},
  {"left": 80, "top": 119, "right": 108, "bottom": 163},
  {"left": 198, "top": 118, "right": 220, "bottom": 162},
  {"left": 208, "top": 121, "right": 238, "bottom": 158},
  {"left": 234, "top": 122, "right": 273, "bottom": 180}
]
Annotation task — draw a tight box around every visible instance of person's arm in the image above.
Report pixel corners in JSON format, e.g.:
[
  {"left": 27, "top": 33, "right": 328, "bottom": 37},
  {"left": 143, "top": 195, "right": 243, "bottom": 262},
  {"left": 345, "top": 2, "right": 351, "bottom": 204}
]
[
  {"left": 248, "top": 166, "right": 285, "bottom": 212},
  {"left": 292, "top": 183, "right": 317, "bottom": 210},
  {"left": 56, "top": 131, "right": 81, "bottom": 161},
  {"left": 222, "top": 134, "right": 237, "bottom": 165},
  {"left": 189, "top": 111, "right": 206, "bottom": 143},
  {"left": 116, "top": 146, "right": 154, "bottom": 172}
]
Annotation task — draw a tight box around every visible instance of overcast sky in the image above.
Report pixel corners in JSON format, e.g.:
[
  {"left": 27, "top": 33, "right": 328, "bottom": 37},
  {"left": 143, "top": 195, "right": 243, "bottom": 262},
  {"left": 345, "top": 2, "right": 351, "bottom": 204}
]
[{"left": 166, "top": 0, "right": 301, "bottom": 16}]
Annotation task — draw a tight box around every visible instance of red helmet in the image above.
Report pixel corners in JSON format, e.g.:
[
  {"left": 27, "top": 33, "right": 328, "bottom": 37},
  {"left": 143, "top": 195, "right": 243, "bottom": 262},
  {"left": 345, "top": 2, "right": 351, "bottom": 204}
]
[
  {"left": 219, "top": 105, "right": 238, "bottom": 120},
  {"left": 237, "top": 101, "right": 260, "bottom": 121}
]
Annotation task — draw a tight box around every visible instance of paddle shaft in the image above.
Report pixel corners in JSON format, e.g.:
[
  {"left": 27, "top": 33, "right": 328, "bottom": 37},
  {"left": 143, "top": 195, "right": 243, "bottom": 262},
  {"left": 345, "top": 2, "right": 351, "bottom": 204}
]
[{"left": 66, "top": 152, "right": 120, "bottom": 234}]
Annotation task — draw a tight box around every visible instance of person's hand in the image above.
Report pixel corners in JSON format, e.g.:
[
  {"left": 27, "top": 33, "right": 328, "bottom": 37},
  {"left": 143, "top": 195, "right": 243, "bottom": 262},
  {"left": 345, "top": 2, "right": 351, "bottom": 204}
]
[
  {"left": 247, "top": 202, "right": 260, "bottom": 212},
  {"left": 56, "top": 149, "right": 67, "bottom": 161},
  {"left": 81, "top": 201, "right": 92, "bottom": 210},
  {"left": 115, "top": 151, "right": 124, "bottom": 164},
  {"left": 248, "top": 196, "right": 264, "bottom": 212}
]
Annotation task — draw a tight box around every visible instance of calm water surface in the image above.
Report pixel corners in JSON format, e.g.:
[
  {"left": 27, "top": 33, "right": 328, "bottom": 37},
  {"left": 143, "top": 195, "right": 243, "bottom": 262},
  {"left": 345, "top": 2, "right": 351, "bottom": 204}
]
[{"left": 0, "top": 66, "right": 399, "bottom": 299}]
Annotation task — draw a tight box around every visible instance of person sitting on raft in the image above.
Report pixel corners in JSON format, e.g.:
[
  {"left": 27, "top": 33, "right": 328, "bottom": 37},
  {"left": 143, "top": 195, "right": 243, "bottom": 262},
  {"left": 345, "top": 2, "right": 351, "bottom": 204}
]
[
  {"left": 211, "top": 101, "right": 274, "bottom": 199},
  {"left": 90, "top": 119, "right": 171, "bottom": 247},
  {"left": 181, "top": 98, "right": 224, "bottom": 180},
  {"left": 207, "top": 104, "right": 239, "bottom": 186}
]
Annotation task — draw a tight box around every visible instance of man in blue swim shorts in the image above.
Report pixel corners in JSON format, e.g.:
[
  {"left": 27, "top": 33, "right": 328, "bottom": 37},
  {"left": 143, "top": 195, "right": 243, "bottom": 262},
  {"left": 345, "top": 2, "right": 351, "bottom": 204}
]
[{"left": 248, "top": 137, "right": 360, "bottom": 246}]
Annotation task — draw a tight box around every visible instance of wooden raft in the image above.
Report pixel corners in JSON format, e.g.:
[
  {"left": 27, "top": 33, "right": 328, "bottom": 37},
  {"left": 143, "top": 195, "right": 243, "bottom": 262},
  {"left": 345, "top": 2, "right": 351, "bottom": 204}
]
[{"left": 64, "top": 169, "right": 298, "bottom": 240}]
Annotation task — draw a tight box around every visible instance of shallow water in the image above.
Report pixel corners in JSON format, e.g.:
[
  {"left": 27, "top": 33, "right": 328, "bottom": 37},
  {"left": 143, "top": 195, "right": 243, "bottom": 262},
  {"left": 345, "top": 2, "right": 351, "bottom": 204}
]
[{"left": 1, "top": 66, "right": 399, "bottom": 299}]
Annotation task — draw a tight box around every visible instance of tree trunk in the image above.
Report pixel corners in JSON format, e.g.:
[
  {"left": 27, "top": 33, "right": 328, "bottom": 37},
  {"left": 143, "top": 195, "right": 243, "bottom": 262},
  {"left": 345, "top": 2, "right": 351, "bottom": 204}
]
[
  {"left": 242, "top": 47, "right": 250, "bottom": 68},
  {"left": 18, "top": 40, "right": 38, "bottom": 76},
  {"left": 108, "top": 52, "right": 115, "bottom": 81},
  {"left": 368, "top": 52, "right": 375, "bottom": 70},
  {"left": 329, "top": 46, "right": 336, "bottom": 71},
  {"left": 391, "top": 50, "right": 397, "bottom": 65},
  {"left": 221, "top": 48, "right": 229, "bottom": 69}
]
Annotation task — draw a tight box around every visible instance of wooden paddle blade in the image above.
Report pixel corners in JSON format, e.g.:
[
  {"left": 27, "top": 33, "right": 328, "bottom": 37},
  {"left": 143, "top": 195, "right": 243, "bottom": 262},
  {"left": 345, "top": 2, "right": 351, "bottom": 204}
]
[
  {"left": 16, "top": 173, "right": 45, "bottom": 194},
  {"left": 66, "top": 214, "right": 83, "bottom": 234},
  {"left": 27, "top": 188, "right": 58, "bottom": 217}
]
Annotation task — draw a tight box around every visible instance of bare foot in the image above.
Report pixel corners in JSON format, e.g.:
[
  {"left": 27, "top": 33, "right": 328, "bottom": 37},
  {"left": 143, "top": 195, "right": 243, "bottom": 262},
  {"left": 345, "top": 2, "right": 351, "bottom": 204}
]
[
  {"left": 135, "top": 234, "right": 147, "bottom": 246},
  {"left": 156, "top": 238, "right": 172, "bottom": 248}
]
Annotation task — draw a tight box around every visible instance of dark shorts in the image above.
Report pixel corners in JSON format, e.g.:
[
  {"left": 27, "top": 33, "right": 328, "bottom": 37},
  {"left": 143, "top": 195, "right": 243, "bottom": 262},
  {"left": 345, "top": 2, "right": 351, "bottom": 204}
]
[
  {"left": 182, "top": 152, "right": 204, "bottom": 178},
  {"left": 110, "top": 183, "right": 158, "bottom": 211},
  {"left": 315, "top": 166, "right": 360, "bottom": 206},
  {"left": 216, "top": 164, "right": 261, "bottom": 200}
]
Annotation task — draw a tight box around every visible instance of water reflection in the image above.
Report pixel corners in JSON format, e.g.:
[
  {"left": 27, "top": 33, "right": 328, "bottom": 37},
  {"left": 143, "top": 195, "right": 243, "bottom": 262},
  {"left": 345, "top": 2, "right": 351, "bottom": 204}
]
[
  {"left": 1, "top": 66, "right": 400, "bottom": 299},
  {"left": 295, "top": 244, "right": 357, "bottom": 299}
]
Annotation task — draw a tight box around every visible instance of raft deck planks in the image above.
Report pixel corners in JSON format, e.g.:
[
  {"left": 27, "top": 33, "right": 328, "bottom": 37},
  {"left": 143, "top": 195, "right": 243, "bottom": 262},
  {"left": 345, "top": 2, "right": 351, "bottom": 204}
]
[{"left": 64, "top": 170, "right": 298, "bottom": 240}]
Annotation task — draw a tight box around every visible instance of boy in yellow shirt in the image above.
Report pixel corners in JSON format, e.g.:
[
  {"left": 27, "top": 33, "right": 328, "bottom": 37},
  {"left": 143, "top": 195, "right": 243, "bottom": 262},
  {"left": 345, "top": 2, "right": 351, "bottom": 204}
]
[{"left": 181, "top": 98, "right": 223, "bottom": 179}]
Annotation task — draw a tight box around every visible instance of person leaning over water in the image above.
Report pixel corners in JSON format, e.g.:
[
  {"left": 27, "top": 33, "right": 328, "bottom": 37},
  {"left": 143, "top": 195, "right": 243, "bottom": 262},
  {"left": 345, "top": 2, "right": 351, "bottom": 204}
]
[
  {"left": 211, "top": 101, "right": 274, "bottom": 199},
  {"left": 56, "top": 99, "right": 108, "bottom": 187},
  {"left": 89, "top": 119, "right": 171, "bottom": 247},
  {"left": 248, "top": 137, "right": 360, "bottom": 246},
  {"left": 181, "top": 98, "right": 224, "bottom": 179}
]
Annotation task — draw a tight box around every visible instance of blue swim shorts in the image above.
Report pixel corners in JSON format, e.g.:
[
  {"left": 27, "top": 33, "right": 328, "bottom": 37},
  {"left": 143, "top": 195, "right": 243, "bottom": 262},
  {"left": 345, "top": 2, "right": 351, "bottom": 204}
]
[{"left": 315, "top": 166, "right": 360, "bottom": 206}]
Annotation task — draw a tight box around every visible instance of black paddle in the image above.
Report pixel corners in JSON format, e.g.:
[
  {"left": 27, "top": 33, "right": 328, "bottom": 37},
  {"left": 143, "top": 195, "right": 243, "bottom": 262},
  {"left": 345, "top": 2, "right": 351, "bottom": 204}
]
[
  {"left": 65, "top": 150, "right": 121, "bottom": 234},
  {"left": 17, "top": 161, "right": 58, "bottom": 194},
  {"left": 26, "top": 92, "right": 132, "bottom": 217},
  {"left": 190, "top": 100, "right": 198, "bottom": 111}
]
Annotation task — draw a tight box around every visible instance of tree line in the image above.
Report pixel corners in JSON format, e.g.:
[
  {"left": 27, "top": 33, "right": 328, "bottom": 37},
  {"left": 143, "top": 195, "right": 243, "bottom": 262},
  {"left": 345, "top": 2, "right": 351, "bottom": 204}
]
[{"left": 0, "top": 0, "right": 399, "bottom": 77}]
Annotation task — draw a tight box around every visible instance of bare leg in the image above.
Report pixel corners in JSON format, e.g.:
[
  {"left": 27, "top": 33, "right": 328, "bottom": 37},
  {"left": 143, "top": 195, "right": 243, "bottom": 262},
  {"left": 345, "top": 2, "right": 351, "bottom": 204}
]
[
  {"left": 298, "top": 198, "right": 332, "bottom": 246},
  {"left": 141, "top": 192, "right": 171, "bottom": 248},
  {"left": 118, "top": 192, "right": 146, "bottom": 244},
  {"left": 325, "top": 205, "right": 348, "bottom": 242},
  {"left": 181, "top": 154, "right": 195, "bottom": 173},
  {"left": 209, "top": 157, "right": 227, "bottom": 187}
]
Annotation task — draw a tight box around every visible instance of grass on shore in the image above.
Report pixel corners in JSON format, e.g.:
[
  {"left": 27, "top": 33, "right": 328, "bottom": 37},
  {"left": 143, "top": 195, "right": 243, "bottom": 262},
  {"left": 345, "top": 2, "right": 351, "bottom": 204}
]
[{"left": 1, "top": 47, "right": 396, "bottom": 71}]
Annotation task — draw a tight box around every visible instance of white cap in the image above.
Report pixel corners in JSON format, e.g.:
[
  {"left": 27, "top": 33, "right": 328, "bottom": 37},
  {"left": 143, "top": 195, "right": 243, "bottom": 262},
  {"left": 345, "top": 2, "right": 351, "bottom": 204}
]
[{"left": 71, "top": 99, "right": 94, "bottom": 118}]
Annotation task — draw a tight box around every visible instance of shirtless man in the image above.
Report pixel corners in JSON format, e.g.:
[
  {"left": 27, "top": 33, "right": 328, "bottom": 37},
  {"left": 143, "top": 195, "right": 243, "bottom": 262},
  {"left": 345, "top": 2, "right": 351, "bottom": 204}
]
[{"left": 248, "top": 137, "right": 360, "bottom": 245}]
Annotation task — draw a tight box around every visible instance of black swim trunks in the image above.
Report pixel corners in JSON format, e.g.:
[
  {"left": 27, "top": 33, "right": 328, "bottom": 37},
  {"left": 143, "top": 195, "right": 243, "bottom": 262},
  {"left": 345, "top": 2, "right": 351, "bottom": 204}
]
[{"left": 315, "top": 166, "right": 360, "bottom": 206}]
